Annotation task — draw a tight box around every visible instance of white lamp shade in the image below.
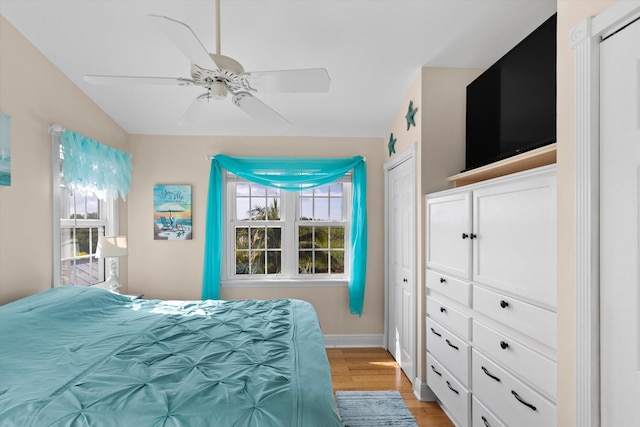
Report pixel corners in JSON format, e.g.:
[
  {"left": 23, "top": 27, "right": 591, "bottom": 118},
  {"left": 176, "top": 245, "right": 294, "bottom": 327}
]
[{"left": 95, "top": 236, "right": 128, "bottom": 258}]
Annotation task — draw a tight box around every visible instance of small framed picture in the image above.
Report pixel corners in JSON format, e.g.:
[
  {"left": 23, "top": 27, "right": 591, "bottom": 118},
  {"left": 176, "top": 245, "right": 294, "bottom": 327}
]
[{"left": 154, "top": 185, "right": 192, "bottom": 240}]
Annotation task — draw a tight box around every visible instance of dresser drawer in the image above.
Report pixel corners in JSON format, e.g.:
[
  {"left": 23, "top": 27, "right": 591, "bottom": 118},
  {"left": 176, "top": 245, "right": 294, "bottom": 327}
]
[
  {"left": 473, "top": 321, "right": 556, "bottom": 400},
  {"left": 427, "top": 295, "right": 472, "bottom": 340},
  {"left": 427, "top": 352, "right": 470, "bottom": 427},
  {"left": 426, "top": 269, "right": 472, "bottom": 306},
  {"left": 472, "top": 397, "right": 506, "bottom": 427},
  {"left": 474, "top": 285, "right": 556, "bottom": 349},
  {"left": 472, "top": 350, "right": 556, "bottom": 427},
  {"left": 427, "top": 318, "right": 471, "bottom": 386}
]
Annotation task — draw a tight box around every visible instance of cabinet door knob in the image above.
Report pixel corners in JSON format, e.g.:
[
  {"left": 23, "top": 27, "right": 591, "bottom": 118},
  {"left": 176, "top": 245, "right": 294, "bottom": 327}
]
[
  {"left": 470, "top": 233, "right": 477, "bottom": 239},
  {"left": 440, "top": 306, "right": 447, "bottom": 313},
  {"left": 461, "top": 233, "right": 469, "bottom": 239},
  {"left": 440, "top": 277, "right": 446, "bottom": 283},
  {"left": 500, "top": 340, "right": 509, "bottom": 350},
  {"left": 403, "top": 278, "right": 408, "bottom": 283},
  {"left": 500, "top": 300, "right": 509, "bottom": 308}
]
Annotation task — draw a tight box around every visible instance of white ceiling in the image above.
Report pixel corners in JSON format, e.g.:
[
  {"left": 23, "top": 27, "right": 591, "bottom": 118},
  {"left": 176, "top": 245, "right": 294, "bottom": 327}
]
[{"left": 0, "top": 0, "right": 556, "bottom": 138}]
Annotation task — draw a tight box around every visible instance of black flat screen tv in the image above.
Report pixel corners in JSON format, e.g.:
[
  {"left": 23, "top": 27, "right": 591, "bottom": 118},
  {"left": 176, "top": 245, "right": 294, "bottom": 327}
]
[{"left": 464, "top": 13, "right": 556, "bottom": 172}]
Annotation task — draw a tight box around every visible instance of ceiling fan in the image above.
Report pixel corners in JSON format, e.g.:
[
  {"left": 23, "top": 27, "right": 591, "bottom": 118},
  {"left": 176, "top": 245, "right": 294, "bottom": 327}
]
[{"left": 83, "top": 0, "right": 330, "bottom": 132}]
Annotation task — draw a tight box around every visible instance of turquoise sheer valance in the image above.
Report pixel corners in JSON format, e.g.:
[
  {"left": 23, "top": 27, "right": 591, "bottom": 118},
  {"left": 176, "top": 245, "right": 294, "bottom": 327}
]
[
  {"left": 202, "top": 154, "right": 368, "bottom": 316},
  {"left": 60, "top": 130, "right": 132, "bottom": 201}
]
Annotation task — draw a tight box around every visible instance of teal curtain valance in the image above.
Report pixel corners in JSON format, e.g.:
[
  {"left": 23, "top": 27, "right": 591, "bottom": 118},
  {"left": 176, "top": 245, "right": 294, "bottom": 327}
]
[
  {"left": 202, "top": 154, "right": 368, "bottom": 316},
  {"left": 60, "top": 130, "right": 132, "bottom": 201}
]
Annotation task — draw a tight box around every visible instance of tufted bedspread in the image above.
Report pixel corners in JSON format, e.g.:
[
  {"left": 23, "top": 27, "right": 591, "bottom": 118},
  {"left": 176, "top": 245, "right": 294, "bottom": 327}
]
[{"left": 0, "top": 286, "right": 343, "bottom": 426}]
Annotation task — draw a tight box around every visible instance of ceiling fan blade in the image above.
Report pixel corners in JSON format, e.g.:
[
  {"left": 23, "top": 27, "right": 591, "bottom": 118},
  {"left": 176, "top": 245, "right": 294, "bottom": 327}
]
[
  {"left": 233, "top": 93, "right": 291, "bottom": 132},
  {"left": 149, "top": 14, "right": 218, "bottom": 69},
  {"left": 178, "top": 93, "right": 213, "bottom": 126},
  {"left": 84, "top": 75, "right": 194, "bottom": 86},
  {"left": 245, "top": 68, "right": 331, "bottom": 93}
]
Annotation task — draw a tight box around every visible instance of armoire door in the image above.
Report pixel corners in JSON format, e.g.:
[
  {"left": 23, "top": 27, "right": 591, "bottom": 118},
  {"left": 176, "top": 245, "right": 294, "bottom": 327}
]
[
  {"left": 600, "top": 17, "right": 640, "bottom": 426},
  {"left": 386, "top": 155, "right": 416, "bottom": 383},
  {"left": 425, "top": 191, "right": 472, "bottom": 279}
]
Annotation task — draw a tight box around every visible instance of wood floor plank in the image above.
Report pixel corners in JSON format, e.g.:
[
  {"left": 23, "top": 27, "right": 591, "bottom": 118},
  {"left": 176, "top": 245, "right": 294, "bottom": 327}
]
[{"left": 327, "top": 348, "right": 454, "bottom": 427}]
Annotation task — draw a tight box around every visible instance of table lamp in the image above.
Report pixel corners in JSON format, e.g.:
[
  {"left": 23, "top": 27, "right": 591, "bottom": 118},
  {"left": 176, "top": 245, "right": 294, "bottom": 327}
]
[{"left": 95, "top": 236, "right": 128, "bottom": 292}]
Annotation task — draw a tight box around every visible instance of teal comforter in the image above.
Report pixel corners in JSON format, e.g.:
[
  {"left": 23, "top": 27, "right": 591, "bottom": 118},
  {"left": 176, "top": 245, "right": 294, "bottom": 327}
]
[{"left": 0, "top": 286, "right": 343, "bottom": 426}]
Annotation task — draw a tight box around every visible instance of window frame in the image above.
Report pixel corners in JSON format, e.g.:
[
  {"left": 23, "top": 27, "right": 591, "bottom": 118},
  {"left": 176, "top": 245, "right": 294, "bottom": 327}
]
[
  {"left": 222, "top": 173, "right": 351, "bottom": 287},
  {"left": 51, "top": 133, "right": 118, "bottom": 288}
]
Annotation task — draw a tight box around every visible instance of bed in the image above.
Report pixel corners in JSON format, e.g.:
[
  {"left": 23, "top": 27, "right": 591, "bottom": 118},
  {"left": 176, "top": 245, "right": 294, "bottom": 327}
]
[{"left": 0, "top": 286, "right": 343, "bottom": 426}]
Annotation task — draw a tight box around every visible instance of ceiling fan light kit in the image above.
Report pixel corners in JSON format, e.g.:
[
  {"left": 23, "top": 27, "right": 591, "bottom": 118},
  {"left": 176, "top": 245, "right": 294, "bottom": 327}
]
[{"left": 83, "top": 0, "right": 330, "bottom": 132}]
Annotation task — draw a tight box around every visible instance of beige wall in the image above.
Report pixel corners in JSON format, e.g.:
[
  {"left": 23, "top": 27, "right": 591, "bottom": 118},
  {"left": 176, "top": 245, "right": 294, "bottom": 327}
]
[
  {"left": 0, "top": 16, "right": 129, "bottom": 304},
  {"left": 556, "top": 1, "right": 614, "bottom": 426},
  {"left": 127, "top": 134, "right": 384, "bottom": 335}
]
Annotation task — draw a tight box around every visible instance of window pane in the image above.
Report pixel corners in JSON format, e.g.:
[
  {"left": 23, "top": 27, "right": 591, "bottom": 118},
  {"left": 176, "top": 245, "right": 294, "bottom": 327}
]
[
  {"left": 236, "top": 198, "right": 251, "bottom": 220},
  {"left": 86, "top": 194, "right": 100, "bottom": 219},
  {"left": 329, "top": 198, "right": 343, "bottom": 221},
  {"left": 250, "top": 227, "right": 266, "bottom": 249},
  {"left": 267, "top": 251, "right": 281, "bottom": 274},
  {"left": 299, "top": 251, "right": 313, "bottom": 274},
  {"left": 314, "top": 198, "right": 329, "bottom": 221},
  {"left": 267, "top": 227, "right": 281, "bottom": 249},
  {"left": 330, "top": 251, "right": 345, "bottom": 274},
  {"left": 329, "top": 183, "right": 343, "bottom": 196},
  {"left": 315, "top": 185, "right": 329, "bottom": 197},
  {"left": 236, "top": 251, "right": 249, "bottom": 274},
  {"left": 236, "top": 227, "right": 249, "bottom": 249},
  {"left": 249, "top": 199, "right": 267, "bottom": 220},
  {"left": 251, "top": 251, "right": 265, "bottom": 274},
  {"left": 330, "top": 226, "right": 345, "bottom": 249},
  {"left": 237, "top": 182, "right": 250, "bottom": 196},
  {"left": 299, "top": 226, "right": 313, "bottom": 249},
  {"left": 250, "top": 184, "right": 266, "bottom": 197},
  {"left": 61, "top": 228, "right": 75, "bottom": 258},
  {"left": 266, "top": 197, "right": 280, "bottom": 220},
  {"left": 300, "top": 197, "right": 313, "bottom": 219},
  {"left": 315, "top": 250, "right": 329, "bottom": 274},
  {"left": 314, "top": 226, "right": 329, "bottom": 248}
]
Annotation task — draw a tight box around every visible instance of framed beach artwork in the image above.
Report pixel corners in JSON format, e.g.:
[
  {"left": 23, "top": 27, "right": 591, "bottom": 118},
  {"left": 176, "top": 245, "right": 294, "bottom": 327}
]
[
  {"left": 0, "top": 113, "right": 11, "bottom": 186},
  {"left": 154, "top": 185, "right": 192, "bottom": 240}
]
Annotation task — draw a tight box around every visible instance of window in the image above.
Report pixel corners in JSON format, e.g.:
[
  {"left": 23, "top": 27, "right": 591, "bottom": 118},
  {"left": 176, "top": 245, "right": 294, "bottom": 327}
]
[
  {"left": 225, "top": 175, "right": 350, "bottom": 284},
  {"left": 52, "top": 140, "right": 118, "bottom": 287}
]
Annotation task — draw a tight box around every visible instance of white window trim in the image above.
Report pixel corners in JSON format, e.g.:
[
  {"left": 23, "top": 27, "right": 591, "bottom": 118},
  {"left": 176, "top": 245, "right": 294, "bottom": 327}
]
[
  {"left": 50, "top": 127, "right": 118, "bottom": 288},
  {"left": 221, "top": 173, "right": 351, "bottom": 287}
]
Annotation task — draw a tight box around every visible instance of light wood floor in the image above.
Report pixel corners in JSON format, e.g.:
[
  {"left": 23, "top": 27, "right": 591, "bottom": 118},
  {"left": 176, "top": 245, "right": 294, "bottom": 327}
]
[{"left": 327, "top": 347, "right": 454, "bottom": 427}]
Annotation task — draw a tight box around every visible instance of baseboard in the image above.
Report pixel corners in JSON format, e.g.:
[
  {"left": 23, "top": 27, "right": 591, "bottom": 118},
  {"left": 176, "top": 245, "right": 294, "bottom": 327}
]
[
  {"left": 324, "top": 334, "right": 385, "bottom": 348},
  {"left": 413, "top": 376, "right": 436, "bottom": 402}
]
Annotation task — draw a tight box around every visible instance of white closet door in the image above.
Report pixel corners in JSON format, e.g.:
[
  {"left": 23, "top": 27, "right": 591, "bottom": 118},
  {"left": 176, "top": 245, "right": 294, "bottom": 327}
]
[
  {"left": 387, "top": 156, "right": 416, "bottom": 383},
  {"left": 600, "top": 17, "right": 640, "bottom": 427}
]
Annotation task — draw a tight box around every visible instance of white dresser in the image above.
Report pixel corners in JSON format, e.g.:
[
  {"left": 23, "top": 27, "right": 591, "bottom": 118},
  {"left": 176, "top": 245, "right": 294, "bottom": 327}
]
[{"left": 424, "top": 165, "right": 557, "bottom": 427}]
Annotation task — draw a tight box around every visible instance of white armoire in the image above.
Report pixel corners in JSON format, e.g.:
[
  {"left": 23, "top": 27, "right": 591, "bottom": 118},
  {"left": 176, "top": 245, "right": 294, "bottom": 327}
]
[{"left": 425, "top": 165, "right": 557, "bottom": 427}]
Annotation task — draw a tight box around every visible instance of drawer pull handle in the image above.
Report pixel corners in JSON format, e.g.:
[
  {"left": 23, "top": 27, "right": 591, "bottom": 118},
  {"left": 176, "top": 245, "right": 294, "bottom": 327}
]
[
  {"left": 446, "top": 381, "right": 460, "bottom": 395},
  {"left": 481, "top": 416, "right": 492, "bottom": 427},
  {"left": 461, "top": 233, "right": 469, "bottom": 239},
  {"left": 440, "top": 306, "right": 447, "bottom": 313},
  {"left": 500, "top": 300, "right": 509, "bottom": 308},
  {"left": 470, "top": 233, "right": 477, "bottom": 239},
  {"left": 500, "top": 340, "right": 509, "bottom": 350},
  {"left": 430, "top": 364, "right": 442, "bottom": 377},
  {"left": 430, "top": 327, "right": 442, "bottom": 337},
  {"left": 445, "top": 339, "right": 459, "bottom": 351},
  {"left": 511, "top": 390, "right": 537, "bottom": 411},
  {"left": 481, "top": 366, "right": 501, "bottom": 382},
  {"left": 440, "top": 277, "right": 446, "bottom": 283}
]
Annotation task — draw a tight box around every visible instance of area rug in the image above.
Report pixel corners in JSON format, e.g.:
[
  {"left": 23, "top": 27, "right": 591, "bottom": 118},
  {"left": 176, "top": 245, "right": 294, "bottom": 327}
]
[{"left": 335, "top": 390, "right": 418, "bottom": 427}]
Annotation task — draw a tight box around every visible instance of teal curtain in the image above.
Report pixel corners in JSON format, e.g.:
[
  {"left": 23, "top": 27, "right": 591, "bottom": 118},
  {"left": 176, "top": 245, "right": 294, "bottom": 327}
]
[
  {"left": 60, "top": 130, "right": 132, "bottom": 201},
  {"left": 202, "top": 154, "right": 368, "bottom": 315}
]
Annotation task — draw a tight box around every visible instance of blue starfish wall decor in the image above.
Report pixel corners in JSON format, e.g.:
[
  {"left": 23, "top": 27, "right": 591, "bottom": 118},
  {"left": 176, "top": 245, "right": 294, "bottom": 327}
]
[
  {"left": 388, "top": 133, "right": 397, "bottom": 156},
  {"left": 405, "top": 100, "right": 418, "bottom": 130}
]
